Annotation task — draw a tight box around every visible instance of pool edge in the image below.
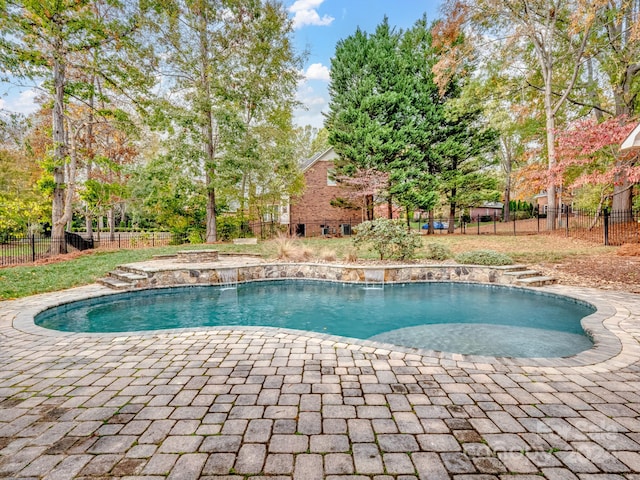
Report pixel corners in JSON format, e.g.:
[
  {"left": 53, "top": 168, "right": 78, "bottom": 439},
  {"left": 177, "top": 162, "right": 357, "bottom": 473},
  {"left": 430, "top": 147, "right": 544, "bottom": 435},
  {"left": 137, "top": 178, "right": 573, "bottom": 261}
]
[{"left": 8, "top": 278, "right": 637, "bottom": 372}]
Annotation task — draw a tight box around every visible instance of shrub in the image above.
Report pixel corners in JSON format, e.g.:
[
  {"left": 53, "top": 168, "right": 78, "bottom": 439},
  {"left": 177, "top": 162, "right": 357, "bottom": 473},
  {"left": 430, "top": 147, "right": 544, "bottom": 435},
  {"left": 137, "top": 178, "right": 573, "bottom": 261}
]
[
  {"left": 187, "top": 229, "right": 205, "bottom": 244},
  {"left": 343, "top": 248, "right": 358, "bottom": 263},
  {"left": 274, "top": 234, "right": 313, "bottom": 261},
  {"left": 353, "top": 218, "right": 422, "bottom": 260},
  {"left": 425, "top": 242, "right": 453, "bottom": 261},
  {"left": 217, "top": 216, "right": 245, "bottom": 241},
  {"left": 318, "top": 248, "right": 337, "bottom": 262},
  {"left": 455, "top": 249, "right": 513, "bottom": 266}
]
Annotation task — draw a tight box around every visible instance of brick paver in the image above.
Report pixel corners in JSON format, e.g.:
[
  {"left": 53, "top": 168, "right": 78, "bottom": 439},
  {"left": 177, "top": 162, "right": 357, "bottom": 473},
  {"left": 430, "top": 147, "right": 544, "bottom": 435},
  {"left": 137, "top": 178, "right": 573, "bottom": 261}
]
[{"left": 1, "top": 282, "right": 640, "bottom": 478}]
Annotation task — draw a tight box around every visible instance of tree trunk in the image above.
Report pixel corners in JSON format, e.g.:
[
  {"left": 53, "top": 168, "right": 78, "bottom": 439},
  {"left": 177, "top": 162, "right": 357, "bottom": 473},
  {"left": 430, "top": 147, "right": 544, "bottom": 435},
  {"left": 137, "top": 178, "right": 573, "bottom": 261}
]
[
  {"left": 51, "top": 53, "right": 68, "bottom": 254},
  {"left": 503, "top": 189, "right": 511, "bottom": 223},
  {"left": 198, "top": 9, "right": 217, "bottom": 243},
  {"left": 545, "top": 98, "right": 557, "bottom": 230},
  {"left": 205, "top": 167, "right": 217, "bottom": 243},
  {"left": 387, "top": 197, "right": 393, "bottom": 219},
  {"left": 85, "top": 208, "right": 93, "bottom": 240},
  {"left": 501, "top": 137, "right": 512, "bottom": 222},
  {"left": 612, "top": 181, "right": 633, "bottom": 219},
  {"left": 85, "top": 74, "right": 95, "bottom": 241},
  {"left": 447, "top": 201, "right": 456, "bottom": 234},
  {"left": 366, "top": 195, "right": 374, "bottom": 220},
  {"left": 427, "top": 210, "right": 435, "bottom": 235},
  {"left": 405, "top": 206, "right": 410, "bottom": 231},
  {"left": 108, "top": 208, "right": 115, "bottom": 241}
]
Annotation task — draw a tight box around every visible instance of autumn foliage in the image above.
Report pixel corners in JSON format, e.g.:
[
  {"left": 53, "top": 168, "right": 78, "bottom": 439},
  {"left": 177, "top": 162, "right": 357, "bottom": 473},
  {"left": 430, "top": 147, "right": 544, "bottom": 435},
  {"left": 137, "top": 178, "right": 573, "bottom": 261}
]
[{"left": 553, "top": 117, "right": 640, "bottom": 189}]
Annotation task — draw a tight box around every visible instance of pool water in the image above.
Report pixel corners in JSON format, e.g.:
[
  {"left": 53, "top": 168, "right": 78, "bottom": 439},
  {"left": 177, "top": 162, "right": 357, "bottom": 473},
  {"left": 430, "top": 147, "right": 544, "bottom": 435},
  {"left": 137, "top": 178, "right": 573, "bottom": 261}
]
[{"left": 36, "top": 281, "right": 595, "bottom": 357}]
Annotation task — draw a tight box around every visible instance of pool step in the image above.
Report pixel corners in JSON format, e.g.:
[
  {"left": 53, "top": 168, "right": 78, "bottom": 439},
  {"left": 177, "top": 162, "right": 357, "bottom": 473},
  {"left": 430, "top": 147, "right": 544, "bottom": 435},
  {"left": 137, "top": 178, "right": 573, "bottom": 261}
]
[
  {"left": 498, "top": 266, "right": 555, "bottom": 286},
  {"left": 515, "top": 276, "right": 557, "bottom": 287},
  {"left": 97, "top": 269, "right": 149, "bottom": 290},
  {"left": 503, "top": 269, "right": 542, "bottom": 279}
]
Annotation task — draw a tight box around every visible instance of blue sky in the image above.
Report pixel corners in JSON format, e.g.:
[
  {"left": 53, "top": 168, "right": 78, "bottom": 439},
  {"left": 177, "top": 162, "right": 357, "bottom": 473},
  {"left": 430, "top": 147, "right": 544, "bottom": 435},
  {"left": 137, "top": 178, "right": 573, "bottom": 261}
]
[
  {"left": 290, "top": 0, "right": 443, "bottom": 127},
  {"left": 0, "top": 1, "right": 443, "bottom": 128}
]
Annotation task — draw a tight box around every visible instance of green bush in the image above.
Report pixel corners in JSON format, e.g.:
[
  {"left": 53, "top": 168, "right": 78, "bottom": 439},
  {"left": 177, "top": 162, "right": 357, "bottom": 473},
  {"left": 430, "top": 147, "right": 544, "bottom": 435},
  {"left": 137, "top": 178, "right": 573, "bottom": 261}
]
[
  {"left": 187, "top": 229, "right": 205, "bottom": 244},
  {"left": 353, "top": 218, "right": 422, "bottom": 260},
  {"left": 455, "top": 249, "right": 513, "bottom": 266},
  {"left": 425, "top": 242, "right": 453, "bottom": 261},
  {"left": 217, "top": 216, "right": 245, "bottom": 241}
]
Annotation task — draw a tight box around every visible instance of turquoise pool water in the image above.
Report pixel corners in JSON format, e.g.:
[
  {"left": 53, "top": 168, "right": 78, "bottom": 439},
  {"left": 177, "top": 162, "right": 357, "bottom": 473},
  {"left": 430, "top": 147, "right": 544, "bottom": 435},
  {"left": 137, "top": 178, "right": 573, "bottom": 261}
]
[{"left": 35, "top": 281, "right": 595, "bottom": 357}]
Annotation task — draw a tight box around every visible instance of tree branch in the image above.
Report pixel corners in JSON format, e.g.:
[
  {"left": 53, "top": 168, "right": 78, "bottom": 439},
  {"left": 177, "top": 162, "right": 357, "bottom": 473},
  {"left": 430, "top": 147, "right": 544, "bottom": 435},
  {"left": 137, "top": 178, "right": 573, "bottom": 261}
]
[{"left": 525, "top": 80, "right": 615, "bottom": 117}]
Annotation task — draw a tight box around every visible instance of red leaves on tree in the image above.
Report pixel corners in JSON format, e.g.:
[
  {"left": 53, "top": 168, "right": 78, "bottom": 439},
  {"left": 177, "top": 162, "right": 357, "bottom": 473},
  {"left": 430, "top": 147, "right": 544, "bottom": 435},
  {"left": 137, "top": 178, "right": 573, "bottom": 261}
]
[{"left": 553, "top": 116, "right": 639, "bottom": 189}]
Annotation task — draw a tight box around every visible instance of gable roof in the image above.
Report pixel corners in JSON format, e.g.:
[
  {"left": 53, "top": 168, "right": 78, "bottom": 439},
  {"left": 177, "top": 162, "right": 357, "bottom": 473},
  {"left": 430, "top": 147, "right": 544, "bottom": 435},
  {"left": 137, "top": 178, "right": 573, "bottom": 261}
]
[
  {"left": 477, "top": 201, "right": 504, "bottom": 209},
  {"left": 621, "top": 122, "right": 640, "bottom": 151},
  {"left": 299, "top": 147, "right": 336, "bottom": 172}
]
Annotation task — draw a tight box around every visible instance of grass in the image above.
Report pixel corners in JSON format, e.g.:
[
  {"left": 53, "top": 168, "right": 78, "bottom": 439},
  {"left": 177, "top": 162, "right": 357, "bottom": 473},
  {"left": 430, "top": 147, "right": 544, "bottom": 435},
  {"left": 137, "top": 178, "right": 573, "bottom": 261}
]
[{"left": 0, "top": 234, "right": 614, "bottom": 300}]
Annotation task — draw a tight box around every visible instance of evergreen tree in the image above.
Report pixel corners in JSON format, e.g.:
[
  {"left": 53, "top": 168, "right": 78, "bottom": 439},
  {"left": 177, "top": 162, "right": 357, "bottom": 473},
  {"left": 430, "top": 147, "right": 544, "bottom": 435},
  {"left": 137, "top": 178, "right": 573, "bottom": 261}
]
[{"left": 325, "top": 17, "right": 442, "bottom": 221}]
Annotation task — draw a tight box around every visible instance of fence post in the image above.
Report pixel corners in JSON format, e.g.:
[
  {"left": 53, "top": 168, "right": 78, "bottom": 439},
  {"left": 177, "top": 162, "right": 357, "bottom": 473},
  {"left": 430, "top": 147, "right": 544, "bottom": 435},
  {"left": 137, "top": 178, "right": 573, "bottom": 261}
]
[
  {"left": 513, "top": 214, "right": 516, "bottom": 236},
  {"left": 477, "top": 216, "right": 480, "bottom": 235},
  {"left": 152, "top": 232, "right": 155, "bottom": 247},
  {"left": 118, "top": 234, "right": 121, "bottom": 249},
  {"left": 603, "top": 208, "right": 609, "bottom": 246},
  {"left": 565, "top": 206, "right": 569, "bottom": 237},
  {"left": 493, "top": 214, "right": 497, "bottom": 234},
  {"left": 536, "top": 205, "right": 540, "bottom": 233},
  {"left": 31, "top": 234, "right": 36, "bottom": 262}
]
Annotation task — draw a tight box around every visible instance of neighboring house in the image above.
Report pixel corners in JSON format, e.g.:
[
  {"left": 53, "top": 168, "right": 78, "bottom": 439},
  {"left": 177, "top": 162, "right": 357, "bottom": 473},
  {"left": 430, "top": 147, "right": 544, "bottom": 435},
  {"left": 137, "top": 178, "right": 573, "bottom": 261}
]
[
  {"left": 534, "top": 192, "right": 571, "bottom": 215},
  {"left": 621, "top": 122, "right": 640, "bottom": 152},
  {"left": 283, "top": 147, "right": 362, "bottom": 237},
  {"left": 470, "top": 202, "right": 503, "bottom": 220}
]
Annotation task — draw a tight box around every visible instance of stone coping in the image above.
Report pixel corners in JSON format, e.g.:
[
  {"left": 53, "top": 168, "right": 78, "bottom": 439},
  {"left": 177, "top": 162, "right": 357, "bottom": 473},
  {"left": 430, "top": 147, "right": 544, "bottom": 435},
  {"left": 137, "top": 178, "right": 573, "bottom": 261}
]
[{"left": 7, "top": 271, "right": 640, "bottom": 372}]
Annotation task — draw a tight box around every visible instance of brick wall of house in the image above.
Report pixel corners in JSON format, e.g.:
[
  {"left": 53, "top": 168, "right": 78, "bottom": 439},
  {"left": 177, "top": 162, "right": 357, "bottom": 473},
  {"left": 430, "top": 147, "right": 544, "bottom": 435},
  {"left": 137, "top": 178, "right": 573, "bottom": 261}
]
[
  {"left": 469, "top": 207, "right": 502, "bottom": 219},
  {"left": 289, "top": 157, "right": 362, "bottom": 236}
]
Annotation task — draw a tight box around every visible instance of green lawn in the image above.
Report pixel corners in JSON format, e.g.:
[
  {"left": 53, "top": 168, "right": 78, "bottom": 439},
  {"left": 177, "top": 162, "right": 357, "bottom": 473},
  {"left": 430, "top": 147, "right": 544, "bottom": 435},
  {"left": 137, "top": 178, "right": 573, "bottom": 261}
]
[{"left": 0, "top": 235, "right": 611, "bottom": 300}]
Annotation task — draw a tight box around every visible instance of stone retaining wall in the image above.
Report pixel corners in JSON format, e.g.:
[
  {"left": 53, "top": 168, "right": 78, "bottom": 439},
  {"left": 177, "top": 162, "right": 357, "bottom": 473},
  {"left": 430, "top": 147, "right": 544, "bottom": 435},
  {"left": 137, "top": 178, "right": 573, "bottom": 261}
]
[
  {"left": 134, "top": 263, "right": 520, "bottom": 289},
  {"left": 175, "top": 250, "right": 219, "bottom": 262}
]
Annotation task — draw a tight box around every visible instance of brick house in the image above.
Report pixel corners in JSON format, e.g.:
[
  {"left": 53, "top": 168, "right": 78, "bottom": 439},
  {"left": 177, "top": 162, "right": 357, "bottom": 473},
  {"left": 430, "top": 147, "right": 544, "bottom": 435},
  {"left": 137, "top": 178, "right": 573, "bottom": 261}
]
[
  {"left": 283, "top": 147, "right": 363, "bottom": 237},
  {"left": 469, "top": 202, "right": 503, "bottom": 221}
]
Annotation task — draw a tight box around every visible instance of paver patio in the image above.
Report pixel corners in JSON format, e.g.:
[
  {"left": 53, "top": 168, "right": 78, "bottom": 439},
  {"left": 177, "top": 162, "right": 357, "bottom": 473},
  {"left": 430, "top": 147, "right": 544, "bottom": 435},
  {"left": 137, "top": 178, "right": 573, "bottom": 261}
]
[{"left": 1, "top": 281, "right": 640, "bottom": 479}]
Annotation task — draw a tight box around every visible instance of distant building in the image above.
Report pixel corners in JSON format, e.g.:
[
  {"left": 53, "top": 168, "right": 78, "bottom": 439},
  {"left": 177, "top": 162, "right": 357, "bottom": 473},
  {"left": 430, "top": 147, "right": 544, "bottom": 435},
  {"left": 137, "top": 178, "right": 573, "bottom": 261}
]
[
  {"left": 621, "top": 122, "right": 640, "bottom": 151},
  {"left": 283, "top": 147, "right": 362, "bottom": 237},
  {"left": 470, "top": 202, "right": 503, "bottom": 220}
]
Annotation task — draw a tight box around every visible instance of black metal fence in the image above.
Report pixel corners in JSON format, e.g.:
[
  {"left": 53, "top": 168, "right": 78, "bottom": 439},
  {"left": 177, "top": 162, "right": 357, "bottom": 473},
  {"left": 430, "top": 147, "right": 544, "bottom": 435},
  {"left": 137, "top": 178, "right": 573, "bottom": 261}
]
[
  {"left": 2, "top": 209, "right": 638, "bottom": 266},
  {"left": 457, "top": 207, "right": 640, "bottom": 246},
  {"left": 0, "top": 231, "right": 187, "bottom": 267}
]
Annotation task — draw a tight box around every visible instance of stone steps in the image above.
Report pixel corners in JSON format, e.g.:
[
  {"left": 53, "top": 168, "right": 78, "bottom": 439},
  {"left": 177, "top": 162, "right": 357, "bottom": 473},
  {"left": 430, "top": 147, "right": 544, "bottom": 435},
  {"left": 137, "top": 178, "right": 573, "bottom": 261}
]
[
  {"left": 514, "top": 275, "right": 557, "bottom": 287},
  {"left": 97, "top": 268, "right": 148, "bottom": 290},
  {"left": 503, "top": 269, "right": 542, "bottom": 279},
  {"left": 499, "top": 265, "right": 556, "bottom": 286}
]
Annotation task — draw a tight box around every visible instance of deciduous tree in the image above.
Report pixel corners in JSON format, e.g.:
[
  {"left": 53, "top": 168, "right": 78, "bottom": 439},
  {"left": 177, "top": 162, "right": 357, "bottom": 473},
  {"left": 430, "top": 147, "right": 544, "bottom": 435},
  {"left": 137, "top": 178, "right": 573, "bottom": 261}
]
[
  {"left": 0, "top": 0, "right": 151, "bottom": 252},
  {"left": 436, "top": 0, "right": 603, "bottom": 229},
  {"left": 554, "top": 116, "right": 639, "bottom": 212}
]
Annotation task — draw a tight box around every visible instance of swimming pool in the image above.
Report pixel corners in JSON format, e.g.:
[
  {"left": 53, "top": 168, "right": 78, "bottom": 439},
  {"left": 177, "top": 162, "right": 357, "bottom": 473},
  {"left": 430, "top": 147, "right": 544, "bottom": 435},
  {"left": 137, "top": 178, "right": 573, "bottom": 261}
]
[{"left": 35, "top": 281, "right": 595, "bottom": 358}]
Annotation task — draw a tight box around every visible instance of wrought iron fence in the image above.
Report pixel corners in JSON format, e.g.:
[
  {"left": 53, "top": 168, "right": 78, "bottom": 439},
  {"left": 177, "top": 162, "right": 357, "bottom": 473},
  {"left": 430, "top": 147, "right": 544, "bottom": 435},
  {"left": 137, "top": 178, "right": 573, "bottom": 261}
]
[
  {"left": 459, "top": 207, "right": 640, "bottom": 246},
  {"left": 3, "top": 209, "right": 637, "bottom": 267},
  {"left": 0, "top": 231, "right": 188, "bottom": 267}
]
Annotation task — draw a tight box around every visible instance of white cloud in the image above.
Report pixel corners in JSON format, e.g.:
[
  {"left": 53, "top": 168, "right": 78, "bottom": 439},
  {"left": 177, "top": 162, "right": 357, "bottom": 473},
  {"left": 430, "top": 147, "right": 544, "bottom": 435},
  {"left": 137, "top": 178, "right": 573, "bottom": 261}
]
[
  {"left": 294, "top": 84, "right": 328, "bottom": 128},
  {"left": 0, "top": 87, "right": 39, "bottom": 115},
  {"left": 289, "top": 0, "right": 334, "bottom": 29},
  {"left": 304, "top": 63, "right": 330, "bottom": 81}
]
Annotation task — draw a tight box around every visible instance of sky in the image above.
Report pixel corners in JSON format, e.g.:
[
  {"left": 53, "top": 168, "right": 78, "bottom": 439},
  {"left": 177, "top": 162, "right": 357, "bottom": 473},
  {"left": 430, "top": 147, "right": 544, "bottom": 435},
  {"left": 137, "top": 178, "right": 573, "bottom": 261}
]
[{"left": 0, "top": 1, "right": 443, "bottom": 129}]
